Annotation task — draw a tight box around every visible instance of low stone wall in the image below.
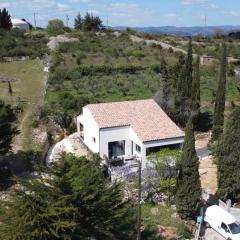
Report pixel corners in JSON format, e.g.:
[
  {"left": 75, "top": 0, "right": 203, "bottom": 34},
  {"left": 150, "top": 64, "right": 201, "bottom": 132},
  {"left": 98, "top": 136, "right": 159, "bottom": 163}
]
[{"left": 0, "top": 56, "right": 30, "bottom": 62}]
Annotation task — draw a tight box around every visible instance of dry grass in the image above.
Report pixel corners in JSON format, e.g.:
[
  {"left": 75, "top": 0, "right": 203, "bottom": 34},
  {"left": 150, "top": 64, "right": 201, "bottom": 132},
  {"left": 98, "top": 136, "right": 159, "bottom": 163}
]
[{"left": 0, "top": 60, "right": 46, "bottom": 151}]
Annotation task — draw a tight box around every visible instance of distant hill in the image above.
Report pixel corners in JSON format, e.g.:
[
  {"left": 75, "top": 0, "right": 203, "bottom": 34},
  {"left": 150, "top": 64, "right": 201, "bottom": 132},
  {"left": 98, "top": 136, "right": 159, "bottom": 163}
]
[{"left": 113, "top": 26, "right": 240, "bottom": 36}]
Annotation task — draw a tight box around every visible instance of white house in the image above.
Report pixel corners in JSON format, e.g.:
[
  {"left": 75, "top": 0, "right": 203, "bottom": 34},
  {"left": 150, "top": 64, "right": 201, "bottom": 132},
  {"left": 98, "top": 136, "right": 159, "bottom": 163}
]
[
  {"left": 77, "top": 99, "right": 185, "bottom": 168},
  {"left": 11, "top": 18, "right": 30, "bottom": 31}
]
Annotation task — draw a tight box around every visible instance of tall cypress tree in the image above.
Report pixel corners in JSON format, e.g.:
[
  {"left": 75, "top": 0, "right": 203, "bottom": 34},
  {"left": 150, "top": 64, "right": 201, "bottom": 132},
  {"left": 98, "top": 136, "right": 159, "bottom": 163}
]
[
  {"left": 179, "top": 38, "right": 193, "bottom": 98},
  {"left": 74, "top": 12, "right": 82, "bottom": 30},
  {"left": 212, "top": 44, "right": 227, "bottom": 141},
  {"left": 217, "top": 106, "right": 240, "bottom": 202},
  {"left": 0, "top": 8, "right": 12, "bottom": 30},
  {"left": 191, "top": 55, "right": 201, "bottom": 116},
  {"left": 176, "top": 118, "right": 201, "bottom": 219}
]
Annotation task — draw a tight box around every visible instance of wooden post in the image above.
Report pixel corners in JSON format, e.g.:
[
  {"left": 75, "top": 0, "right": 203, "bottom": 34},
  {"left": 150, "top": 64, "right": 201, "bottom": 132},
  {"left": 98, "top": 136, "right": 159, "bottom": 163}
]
[{"left": 136, "top": 158, "right": 142, "bottom": 240}]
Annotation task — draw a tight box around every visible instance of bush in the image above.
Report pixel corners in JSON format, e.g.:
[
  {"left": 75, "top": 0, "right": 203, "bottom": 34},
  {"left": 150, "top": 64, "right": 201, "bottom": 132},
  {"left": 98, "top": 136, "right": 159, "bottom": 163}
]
[{"left": 46, "top": 19, "right": 64, "bottom": 35}]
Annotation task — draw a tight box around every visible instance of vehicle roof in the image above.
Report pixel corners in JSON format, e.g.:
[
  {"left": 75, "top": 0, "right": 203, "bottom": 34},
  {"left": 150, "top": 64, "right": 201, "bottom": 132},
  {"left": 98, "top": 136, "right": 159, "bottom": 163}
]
[{"left": 206, "top": 205, "right": 236, "bottom": 224}]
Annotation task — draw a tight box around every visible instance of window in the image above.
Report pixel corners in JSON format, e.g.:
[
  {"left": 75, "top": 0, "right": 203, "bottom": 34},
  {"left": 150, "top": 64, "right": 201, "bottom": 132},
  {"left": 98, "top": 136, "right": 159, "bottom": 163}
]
[
  {"left": 221, "top": 223, "right": 230, "bottom": 233},
  {"left": 92, "top": 137, "right": 96, "bottom": 143},
  {"left": 229, "top": 222, "right": 240, "bottom": 234},
  {"left": 108, "top": 141, "right": 125, "bottom": 159},
  {"left": 136, "top": 144, "right": 141, "bottom": 153}
]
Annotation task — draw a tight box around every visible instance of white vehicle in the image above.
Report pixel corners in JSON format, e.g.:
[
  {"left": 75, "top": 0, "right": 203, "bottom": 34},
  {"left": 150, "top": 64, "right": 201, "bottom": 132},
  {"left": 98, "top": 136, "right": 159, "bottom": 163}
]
[{"left": 205, "top": 205, "right": 240, "bottom": 240}]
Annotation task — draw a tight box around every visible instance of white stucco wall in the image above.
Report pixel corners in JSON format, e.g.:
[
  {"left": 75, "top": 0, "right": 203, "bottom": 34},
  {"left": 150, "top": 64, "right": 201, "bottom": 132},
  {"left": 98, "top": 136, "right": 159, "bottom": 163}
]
[
  {"left": 77, "top": 107, "right": 99, "bottom": 153},
  {"left": 99, "top": 126, "right": 130, "bottom": 158}
]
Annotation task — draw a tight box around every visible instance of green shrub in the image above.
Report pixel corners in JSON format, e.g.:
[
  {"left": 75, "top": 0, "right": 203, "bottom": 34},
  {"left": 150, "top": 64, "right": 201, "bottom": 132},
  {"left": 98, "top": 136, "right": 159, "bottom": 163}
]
[{"left": 46, "top": 19, "right": 64, "bottom": 35}]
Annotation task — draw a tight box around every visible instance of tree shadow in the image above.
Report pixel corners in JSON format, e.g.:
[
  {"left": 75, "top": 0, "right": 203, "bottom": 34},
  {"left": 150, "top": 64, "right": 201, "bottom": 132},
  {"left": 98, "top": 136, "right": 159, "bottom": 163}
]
[
  {"left": 0, "top": 150, "right": 43, "bottom": 191},
  {"left": 195, "top": 112, "right": 212, "bottom": 132}
]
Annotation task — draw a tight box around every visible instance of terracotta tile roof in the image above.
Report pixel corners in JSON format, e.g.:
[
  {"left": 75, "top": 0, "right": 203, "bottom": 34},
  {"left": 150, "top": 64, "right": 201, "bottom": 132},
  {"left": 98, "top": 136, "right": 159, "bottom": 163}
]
[{"left": 86, "top": 99, "right": 184, "bottom": 142}]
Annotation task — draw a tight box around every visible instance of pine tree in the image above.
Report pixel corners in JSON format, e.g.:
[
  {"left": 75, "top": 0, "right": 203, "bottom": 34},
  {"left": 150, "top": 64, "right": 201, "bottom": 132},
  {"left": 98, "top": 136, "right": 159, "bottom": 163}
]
[
  {"left": 176, "top": 118, "right": 201, "bottom": 219},
  {"left": 0, "top": 8, "right": 12, "bottom": 30},
  {"left": 212, "top": 44, "right": 227, "bottom": 141},
  {"left": 74, "top": 12, "right": 82, "bottom": 30},
  {"left": 191, "top": 55, "right": 201, "bottom": 116},
  {"left": 217, "top": 106, "right": 240, "bottom": 202}
]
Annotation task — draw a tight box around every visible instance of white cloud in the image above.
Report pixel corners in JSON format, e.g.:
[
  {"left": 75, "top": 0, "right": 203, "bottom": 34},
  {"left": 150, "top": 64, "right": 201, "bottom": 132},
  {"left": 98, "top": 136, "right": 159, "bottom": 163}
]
[
  {"left": 181, "top": 0, "right": 210, "bottom": 4},
  {"left": 0, "top": 2, "right": 10, "bottom": 8},
  {"left": 69, "top": 0, "right": 92, "bottom": 3}
]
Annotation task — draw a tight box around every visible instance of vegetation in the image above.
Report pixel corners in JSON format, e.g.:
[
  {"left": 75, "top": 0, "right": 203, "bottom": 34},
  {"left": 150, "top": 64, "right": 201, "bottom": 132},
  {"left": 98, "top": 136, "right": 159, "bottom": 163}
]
[
  {"left": 46, "top": 19, "right": 64, "bottom": 35},
  {"left": 142, "top": 204, "right": 192, "bottom": 239},
  {"left": 217, "top": 106, "right": 240, "bottom": 202},
  {"left": 0, "top": 8, "right": 12, "bottom": 30},
  {"left": 0, "top": 154, "right": 135, "bottom": 240},
  {"left": 0, "top": 29, "right": 49, "bottom": 58},
  {"left": 176, "top": 119, "right": 201, "bottom": 219},
  {"left": 148, "top": 149, "right": 181, "bottom": 205},
  {"left": 0, "top": 60, "right": 46, "bottom": 151},
  {"left": 212, "top": 44, "right": 227, "bottom": 141},
  {"left": 0, "top": 101, "right": 18, "bottom": 187}
]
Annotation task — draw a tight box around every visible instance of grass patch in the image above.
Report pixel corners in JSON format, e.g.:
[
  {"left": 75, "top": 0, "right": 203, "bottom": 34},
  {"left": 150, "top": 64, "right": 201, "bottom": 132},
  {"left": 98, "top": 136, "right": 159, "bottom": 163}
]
[
  {"left": 0, "top": 60, "right": 46, "bottom": 151},
  {"left": 141, "top": 204, "right": 192, "bottom": 239}
]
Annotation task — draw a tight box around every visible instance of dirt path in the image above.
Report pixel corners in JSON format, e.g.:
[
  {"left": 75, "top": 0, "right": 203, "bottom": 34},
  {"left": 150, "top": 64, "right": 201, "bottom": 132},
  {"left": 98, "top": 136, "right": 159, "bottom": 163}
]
[{"left": 195, "top": 132, "right": 218, "bottom": 195}]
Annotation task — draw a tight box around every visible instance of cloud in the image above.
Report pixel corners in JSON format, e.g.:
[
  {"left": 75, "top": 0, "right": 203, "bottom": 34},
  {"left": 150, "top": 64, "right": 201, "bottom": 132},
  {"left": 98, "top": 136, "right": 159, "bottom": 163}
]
[
  {"left": 181, "top": 0, "right": 210, "bottom": 4},
  {"left": 69, "top": 0, "right": 92, "bottom": 3},
  {"left": 0, "top": 2, "right": 10, "bottom": 8}
]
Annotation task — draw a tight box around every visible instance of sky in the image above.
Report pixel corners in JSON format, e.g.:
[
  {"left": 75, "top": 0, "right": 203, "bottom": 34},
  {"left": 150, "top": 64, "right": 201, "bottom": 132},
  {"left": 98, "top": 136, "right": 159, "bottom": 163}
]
[{"left": 1, "top": 0, "right": 240, "bottom": 27}]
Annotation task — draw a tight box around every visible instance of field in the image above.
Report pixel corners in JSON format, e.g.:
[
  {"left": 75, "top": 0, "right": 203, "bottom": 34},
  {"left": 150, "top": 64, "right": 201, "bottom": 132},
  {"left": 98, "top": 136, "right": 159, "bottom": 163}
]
[{"left": 0, "top": 60, "right": 46, "bottom": 151}]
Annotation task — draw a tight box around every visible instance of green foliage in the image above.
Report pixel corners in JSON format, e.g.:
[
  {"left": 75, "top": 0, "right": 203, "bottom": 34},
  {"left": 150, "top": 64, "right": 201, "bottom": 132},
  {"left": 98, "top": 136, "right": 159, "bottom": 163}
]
[
  {"left": 74, "top": 12, "right": 82, "bottom": 30},
  {"left": 149, "top": 149, "right": 181, "bottom": 205},
  {"left": 191, "top": 55, "right": 201, "bottom": 124},
  {"left": 176, "top": 119, "right": 201, "bottom": 219},
  {"left": 0, "top": 8, "right": 12, "bottom": 30},
  {"left": 0, "top": 29, "right": 48, "bottom": 58},
  {"left": 216, "top": 107, "right": 240, "bottom": 202},
  {"left": 46, "top": 19, "right": 64, "bottom": 35},
  {"left": 0, "top": 154, "right": 135, "bottom": 239},
  {"left": 0, "top": 100, "right": 18, "bottom": 155},
  {"left": 212, "top": 44, "right": 227, "bottom": 141},
  {"left": 82, "top": 12, "right": 103, "bottom": 31}
]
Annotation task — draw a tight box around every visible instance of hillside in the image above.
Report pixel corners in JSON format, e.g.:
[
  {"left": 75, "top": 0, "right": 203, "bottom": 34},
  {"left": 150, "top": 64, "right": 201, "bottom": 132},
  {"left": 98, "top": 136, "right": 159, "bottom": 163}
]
[
  {"left": 42, "top": 30, "right": 240, "bottom": 134},
  {"left": 114, "top": 25, "right": 240, "bottom": 36}
]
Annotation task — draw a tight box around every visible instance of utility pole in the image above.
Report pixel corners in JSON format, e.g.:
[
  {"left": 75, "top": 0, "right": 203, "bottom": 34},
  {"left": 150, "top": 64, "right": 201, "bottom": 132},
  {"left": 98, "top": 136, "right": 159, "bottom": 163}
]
[
  {"left": 106, "top": 15, "right": 109, "bottom": 29},
  {"left": 136, "top": 158, "right": 142, "bottom": 240},
  {"left": 66, "top": 14, "right": 69, "bottom": 27},
  {"left": 34, "top": 12, "right": 36, "bottom": 29},
  {"left": 204, "top": 15, "right": 207, "bottom": 38}
]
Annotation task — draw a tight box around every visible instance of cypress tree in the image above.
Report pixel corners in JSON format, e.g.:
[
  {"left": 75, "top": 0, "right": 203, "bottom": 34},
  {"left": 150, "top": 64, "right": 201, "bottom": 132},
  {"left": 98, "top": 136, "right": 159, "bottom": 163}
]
[
  {"left": 212, "top": 44, "right": 227, "bottom": 141},
  {"left": 0, "top": 154, "right": 135, "bottom": 239},
  {"left": 0, "top": 8, "right": 12, "bottom": 30},
  {"left": 191, "top": 55, "right": 201, "bottom": 116},
  {"left": 178, "top": 38, "right": 193, "bottom": 98},
  {"left": 74, "top": 12, "right": 82, "bottom": 30},
  {"left": 0, "top": 178, "right": 77, "bottom": 240},
  {"left": 217, "top": 106, "right": 240, "bottom": 202},
  {"left": 0, "top": 100, "right": 18, "bottom": 155},
  {"left": 176, "top": 118, "right": 201, "bottom": 219}
]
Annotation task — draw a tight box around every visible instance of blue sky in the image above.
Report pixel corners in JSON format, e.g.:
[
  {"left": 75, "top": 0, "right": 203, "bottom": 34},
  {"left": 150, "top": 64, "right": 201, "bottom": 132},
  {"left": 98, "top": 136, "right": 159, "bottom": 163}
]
[{"left": 1, "top": 0, "right": 240, "bottom": 27}]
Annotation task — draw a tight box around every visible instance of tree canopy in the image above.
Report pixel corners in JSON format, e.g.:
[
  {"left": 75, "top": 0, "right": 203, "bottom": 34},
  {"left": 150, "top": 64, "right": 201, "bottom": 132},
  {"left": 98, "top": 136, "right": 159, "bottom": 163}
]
[
  {"left": 176, "top": 118, "right": 201, "bottom": 219},
  {"left": 0, "top": 8, "right": 12, "bottom": 30},
  {"left": 0, "top": 154, "right": 135, "bottom": 239},
  {"left": 217, "top": 106, "right": 240, "bottom": 202},
  {"left": 212, "top": 44, "right": 227, "bottom": 141},
  {"left": 46, "top": 19, "right": 64, "bottom": 35}
]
